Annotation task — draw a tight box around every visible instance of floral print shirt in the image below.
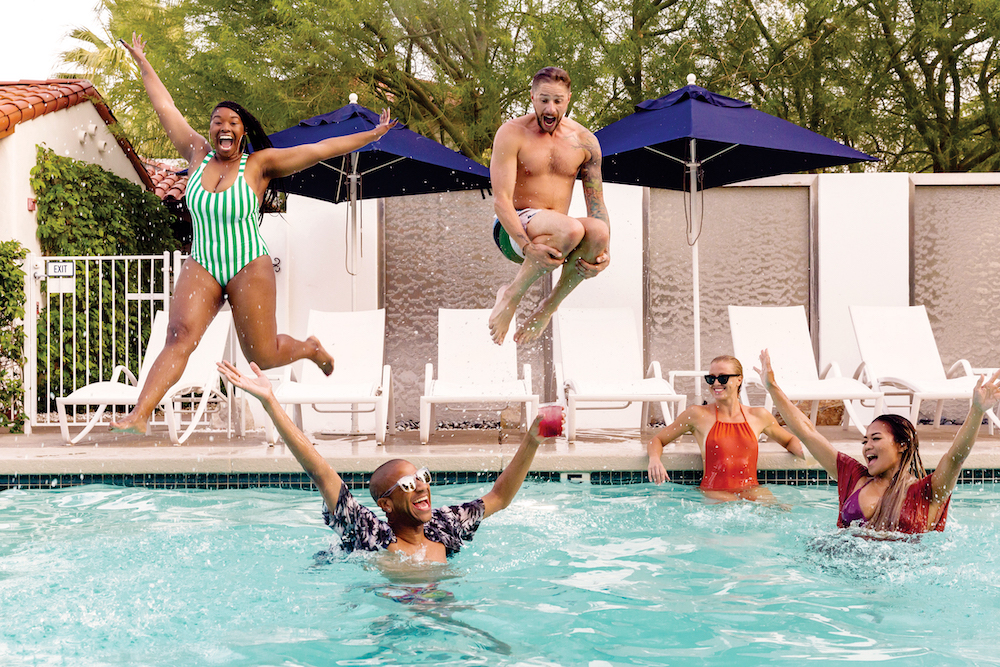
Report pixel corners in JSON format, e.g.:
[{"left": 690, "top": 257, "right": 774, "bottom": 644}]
[{"left": 322, "top": 484, "right": 485, "bottom": 557}]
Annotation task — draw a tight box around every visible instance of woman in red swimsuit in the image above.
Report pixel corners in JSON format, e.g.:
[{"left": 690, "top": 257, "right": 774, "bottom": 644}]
[
  {"left": 647, "top": 355, "right": 805, "bottom": 502},
  {"left": 757, "top": 349, "right": 1000, "bottom": 533}
]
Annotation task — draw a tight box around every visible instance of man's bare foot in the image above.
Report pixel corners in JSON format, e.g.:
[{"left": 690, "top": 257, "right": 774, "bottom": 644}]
[
  {"left": 488, "top": 285, "right": 519, "bottom": 345},
  {"left": 513, "top": 306, "right": 554, "bottom": 345},
  {"left": 309, "top": 336, "right": 334, "bottom": 376},
  {"left": 110, "top": 413, "right": 148, "bottom": 436}
]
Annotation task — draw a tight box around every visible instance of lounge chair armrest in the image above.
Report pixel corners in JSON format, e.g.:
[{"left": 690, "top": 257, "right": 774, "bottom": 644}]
[
  {"left": 819, "top": 361, "right": 843, "bottom": 379},
  {"left": 646, "top": 360, "right": 663, "bottom": 380},
  {"left": 424, "top": 362, "right": 434, "bottom": 392},
  {"left": 109, "top": 365, "right": 138, "bottom": 386},
  {"left": 853, "top": 361, "right": 872, "bottom": 386},
  {"left": 946, "top": 359, "right": 974, "bottom": 378},
  {"left": 667, "top": 369, "right": 708, "bottom": 393}
]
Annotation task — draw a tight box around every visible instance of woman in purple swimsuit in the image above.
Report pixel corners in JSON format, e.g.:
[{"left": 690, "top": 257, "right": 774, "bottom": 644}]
[{"left": 757, "top": 349, "right": 1000, "bottom": 534}]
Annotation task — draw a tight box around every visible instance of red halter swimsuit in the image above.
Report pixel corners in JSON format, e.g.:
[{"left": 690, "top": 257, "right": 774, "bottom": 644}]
[{"left": 700, "top": 405, "right": 759, "bottom": 492}]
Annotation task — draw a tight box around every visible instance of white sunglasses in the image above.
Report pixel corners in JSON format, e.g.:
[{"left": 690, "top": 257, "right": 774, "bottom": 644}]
[{"left": 379, "top": 467, "right": 432, "bottom": 499}]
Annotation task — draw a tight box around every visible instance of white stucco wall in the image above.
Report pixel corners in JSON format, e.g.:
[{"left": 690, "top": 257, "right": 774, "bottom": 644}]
[
  {"left": 816, "top": 173, "right": 911, "bottom": 377},
  {"left": 556, "top": 180, "right": 644, "bottom": 427},
  {"left": 0, "top": 102, "right": 144, "bottom": 255},
  {"left": 247, "top": 195, "right": 381, "bottom": 433},
  {"left": 261, "top": 194, "right": 380, "bottom": 337}
]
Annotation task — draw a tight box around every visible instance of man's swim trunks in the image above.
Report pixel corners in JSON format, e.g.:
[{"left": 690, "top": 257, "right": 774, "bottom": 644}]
[
  {"left": 493, "top": 208, "right": 542, "bottom": 264},
  {"left": 323, "top": 484, "right": 485, "bottom": 557},
  {"left": 186, "top": 151, "right": 269, "bottom": 286}
]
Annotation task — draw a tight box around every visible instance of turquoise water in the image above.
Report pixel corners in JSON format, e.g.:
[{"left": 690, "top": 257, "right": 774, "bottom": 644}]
[{"left": 2, "top": 481, "right": 1000, "bottom": 666}]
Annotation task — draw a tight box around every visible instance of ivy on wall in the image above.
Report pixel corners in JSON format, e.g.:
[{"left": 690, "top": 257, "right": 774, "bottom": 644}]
[
  {"left": 0, "top": 241, "right": 27, "bottom": 432},
  {"left": 28, "top": 146, "right": 180, "bottom": 419},
  {"left": 30, "top": 145, "right": 180, "bottom": 256}
]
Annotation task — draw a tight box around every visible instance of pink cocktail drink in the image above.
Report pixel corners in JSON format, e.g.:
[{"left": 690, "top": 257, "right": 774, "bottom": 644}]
[{"left": 538, "top": 405, "right": 564, "bottom": 437}]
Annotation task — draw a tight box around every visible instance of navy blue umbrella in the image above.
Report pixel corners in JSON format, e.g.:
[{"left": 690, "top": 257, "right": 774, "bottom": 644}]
[
  {"left": 269, "top": 98, "right": 491, "bottom": 204},
  {"left": 269, "top": 95, "right": 491, "bottom": 309},
  {"left": 595, "top": 76, "right": 876, "bottom": 373}
]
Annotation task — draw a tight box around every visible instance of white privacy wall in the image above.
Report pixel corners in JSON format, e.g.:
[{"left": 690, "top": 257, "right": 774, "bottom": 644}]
[
  {"left": 816, "top": 173, "right": 911, "bottom": 377},
  {"left": 557, "top": 180, "right": 645, "bottom": 427}
]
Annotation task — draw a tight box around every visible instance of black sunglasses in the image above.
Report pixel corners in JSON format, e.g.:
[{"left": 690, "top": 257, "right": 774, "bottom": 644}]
[{"left": 704, "top": 374, "right": 740, "bottom": 385}]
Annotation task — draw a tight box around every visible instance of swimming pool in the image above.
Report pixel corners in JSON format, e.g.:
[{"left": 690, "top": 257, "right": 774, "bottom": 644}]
[{"left": 3, "top": 481, "right": 999, "bottom": 665}]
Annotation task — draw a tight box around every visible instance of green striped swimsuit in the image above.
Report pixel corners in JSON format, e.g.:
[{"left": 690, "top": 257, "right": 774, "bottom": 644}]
[{"left": 186, "top": 151, "right": 269, "bottom": 286}]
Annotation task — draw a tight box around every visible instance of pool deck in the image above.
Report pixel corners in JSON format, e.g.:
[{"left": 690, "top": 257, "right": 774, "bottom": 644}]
[{"left": 4, "top": 422, "right": 1000, "bottom": 477}]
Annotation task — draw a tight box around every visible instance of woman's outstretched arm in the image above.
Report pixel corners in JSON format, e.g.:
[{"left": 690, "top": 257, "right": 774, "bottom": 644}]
[
  {"left": 931, "top": 369, "right": 1000, "bottom": 500},
  {"left": 255, "top": 108, "right": 398, "bottom": 180},
  {"left": 121, "top": 33, "right": 209, "bottom": 163},
  {"left": 756, "top": 349, "right": 839, "bottom": 478}
]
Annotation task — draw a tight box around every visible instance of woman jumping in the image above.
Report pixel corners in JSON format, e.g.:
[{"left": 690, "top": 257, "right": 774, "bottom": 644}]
[{"left": 111, "top": 33, "right": 395, "bottom": 435}]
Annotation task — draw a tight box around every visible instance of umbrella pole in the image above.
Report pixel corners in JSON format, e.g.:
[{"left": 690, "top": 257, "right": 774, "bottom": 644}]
[
  {"left": 689, "top": 139, "right": 702, "bottom": 401},
  {"left": 349, "top": 151, "right": 360, "bottom": 432},
  {"left": 349, "top": 151, "right": 360, "bottom": 313}
]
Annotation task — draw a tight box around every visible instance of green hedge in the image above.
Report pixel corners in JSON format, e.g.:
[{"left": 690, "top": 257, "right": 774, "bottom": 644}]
[
  {"left": 0, "top": 241, "right": 27, "bottom": 431},
  {"left": 30, "top": 146, "right": 179, "bottom": 256},
  {"left": 29, "top": 146, "right": 180, "bottom": 417}
]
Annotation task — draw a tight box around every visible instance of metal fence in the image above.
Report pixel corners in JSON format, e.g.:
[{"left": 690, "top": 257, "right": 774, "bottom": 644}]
[{"left": 23, "top": 251, "right": 181, "bottom": 431}]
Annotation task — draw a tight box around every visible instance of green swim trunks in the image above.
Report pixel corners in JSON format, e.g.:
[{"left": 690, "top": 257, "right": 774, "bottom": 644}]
[{"left": 492, "top": 209, "right": 542, "bottom": 264}]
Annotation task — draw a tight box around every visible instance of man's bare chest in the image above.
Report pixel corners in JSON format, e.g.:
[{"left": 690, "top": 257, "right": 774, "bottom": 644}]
[{"left": 518, "top": 141, "right": 586, "bottom": 179}]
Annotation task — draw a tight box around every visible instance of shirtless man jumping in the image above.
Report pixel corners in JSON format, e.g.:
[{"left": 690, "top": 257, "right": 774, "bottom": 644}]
[{"left": 488, "top": 67, "right": 611, "bottom": 345}]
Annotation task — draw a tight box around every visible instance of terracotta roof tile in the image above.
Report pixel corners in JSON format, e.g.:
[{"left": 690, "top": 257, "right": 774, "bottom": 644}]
[
  {"left": 0, "top": 80, "right": 102, "bottom": 139},
  {"left": 143, "top": 159, "right": 189, "bottom": 201},
  {"left": 0, "top": 79, "right": 155, "bottom": 191}
]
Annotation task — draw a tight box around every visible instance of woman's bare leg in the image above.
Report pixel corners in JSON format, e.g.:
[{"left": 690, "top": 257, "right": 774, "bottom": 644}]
[
  {"left": 111, "top": 259, "right": 224, "bottom": 434},
  {"left": 226, "top": 255, "right": 333, "bottom": 373}
]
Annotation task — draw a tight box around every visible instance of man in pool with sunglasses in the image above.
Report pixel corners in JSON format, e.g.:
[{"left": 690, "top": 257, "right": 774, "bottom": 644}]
[
  {"left": 218, "top": 360, "right": 556, "bottom": 562},
  {"left": 646, "top": 354, "right": 803, "bottom": 502}
]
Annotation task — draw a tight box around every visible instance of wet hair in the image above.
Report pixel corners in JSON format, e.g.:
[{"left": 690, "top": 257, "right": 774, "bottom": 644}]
[
  {"left": 867, "top": 413, "right": 925, "bottom": 531},
  {"left": 532, "top": 67, "right": 571, "bottom": 91},
  {"left": 710, "top": 354, "right": 743, "bottom": 392},
  {"left": 212, "top": 101, "right": 281, "bottom": 215}
]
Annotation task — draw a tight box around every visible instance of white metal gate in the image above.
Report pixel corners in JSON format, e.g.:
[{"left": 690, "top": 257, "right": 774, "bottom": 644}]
[{"left": 22, "top": 251, "right": 180, "bottom": 432}]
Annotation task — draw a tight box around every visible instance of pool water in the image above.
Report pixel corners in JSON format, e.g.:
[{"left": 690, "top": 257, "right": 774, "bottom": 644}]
[{"left": 2, "top": 481, "right": 1000, "bottom": 666}]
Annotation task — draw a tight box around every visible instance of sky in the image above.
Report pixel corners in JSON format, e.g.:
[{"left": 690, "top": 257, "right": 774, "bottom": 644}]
[{"left": 3, "top": 2, "right": 107, "bottom": 81}]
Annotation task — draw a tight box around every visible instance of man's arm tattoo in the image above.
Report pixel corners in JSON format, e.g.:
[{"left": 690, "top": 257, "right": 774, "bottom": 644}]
[{"left": 578, "top": 137, "right": 610, "bottom": 225}]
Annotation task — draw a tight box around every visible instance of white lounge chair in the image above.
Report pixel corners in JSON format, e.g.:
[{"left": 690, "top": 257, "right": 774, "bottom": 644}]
[
  {"left": 57, "top": 309, "right": 232, "bottom": 445},
  {"left": 269, "top": 309, "right": 395, "bottom": 444},
  {"left": 420, "top": 308, "right": 538, "bottom": 444},
  {"left": 849, "top": 304, "right": 1000, "bottom": 428},
  {"left": 553, "top": 307, "right": 686, "bottom": 442},
  {"left": 728, "top": 305, "right": 884, "bottom": 435}
]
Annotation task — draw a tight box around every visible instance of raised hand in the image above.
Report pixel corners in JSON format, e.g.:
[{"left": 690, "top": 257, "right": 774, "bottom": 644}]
[
  {"left": 217, "top": 360, "right": 275, "bottom": 403},
  {"left": 374, "top": 108, "right": 397, "bottom": 139},
  {"left": 120, "top": 32, "right": 148, "bottom": 64},
  {"left": 754, "top": 349, "right": 777, "bottom": 391},
  {"left": 972, "top": 368, "right": 1000, "bottom": 412}
]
